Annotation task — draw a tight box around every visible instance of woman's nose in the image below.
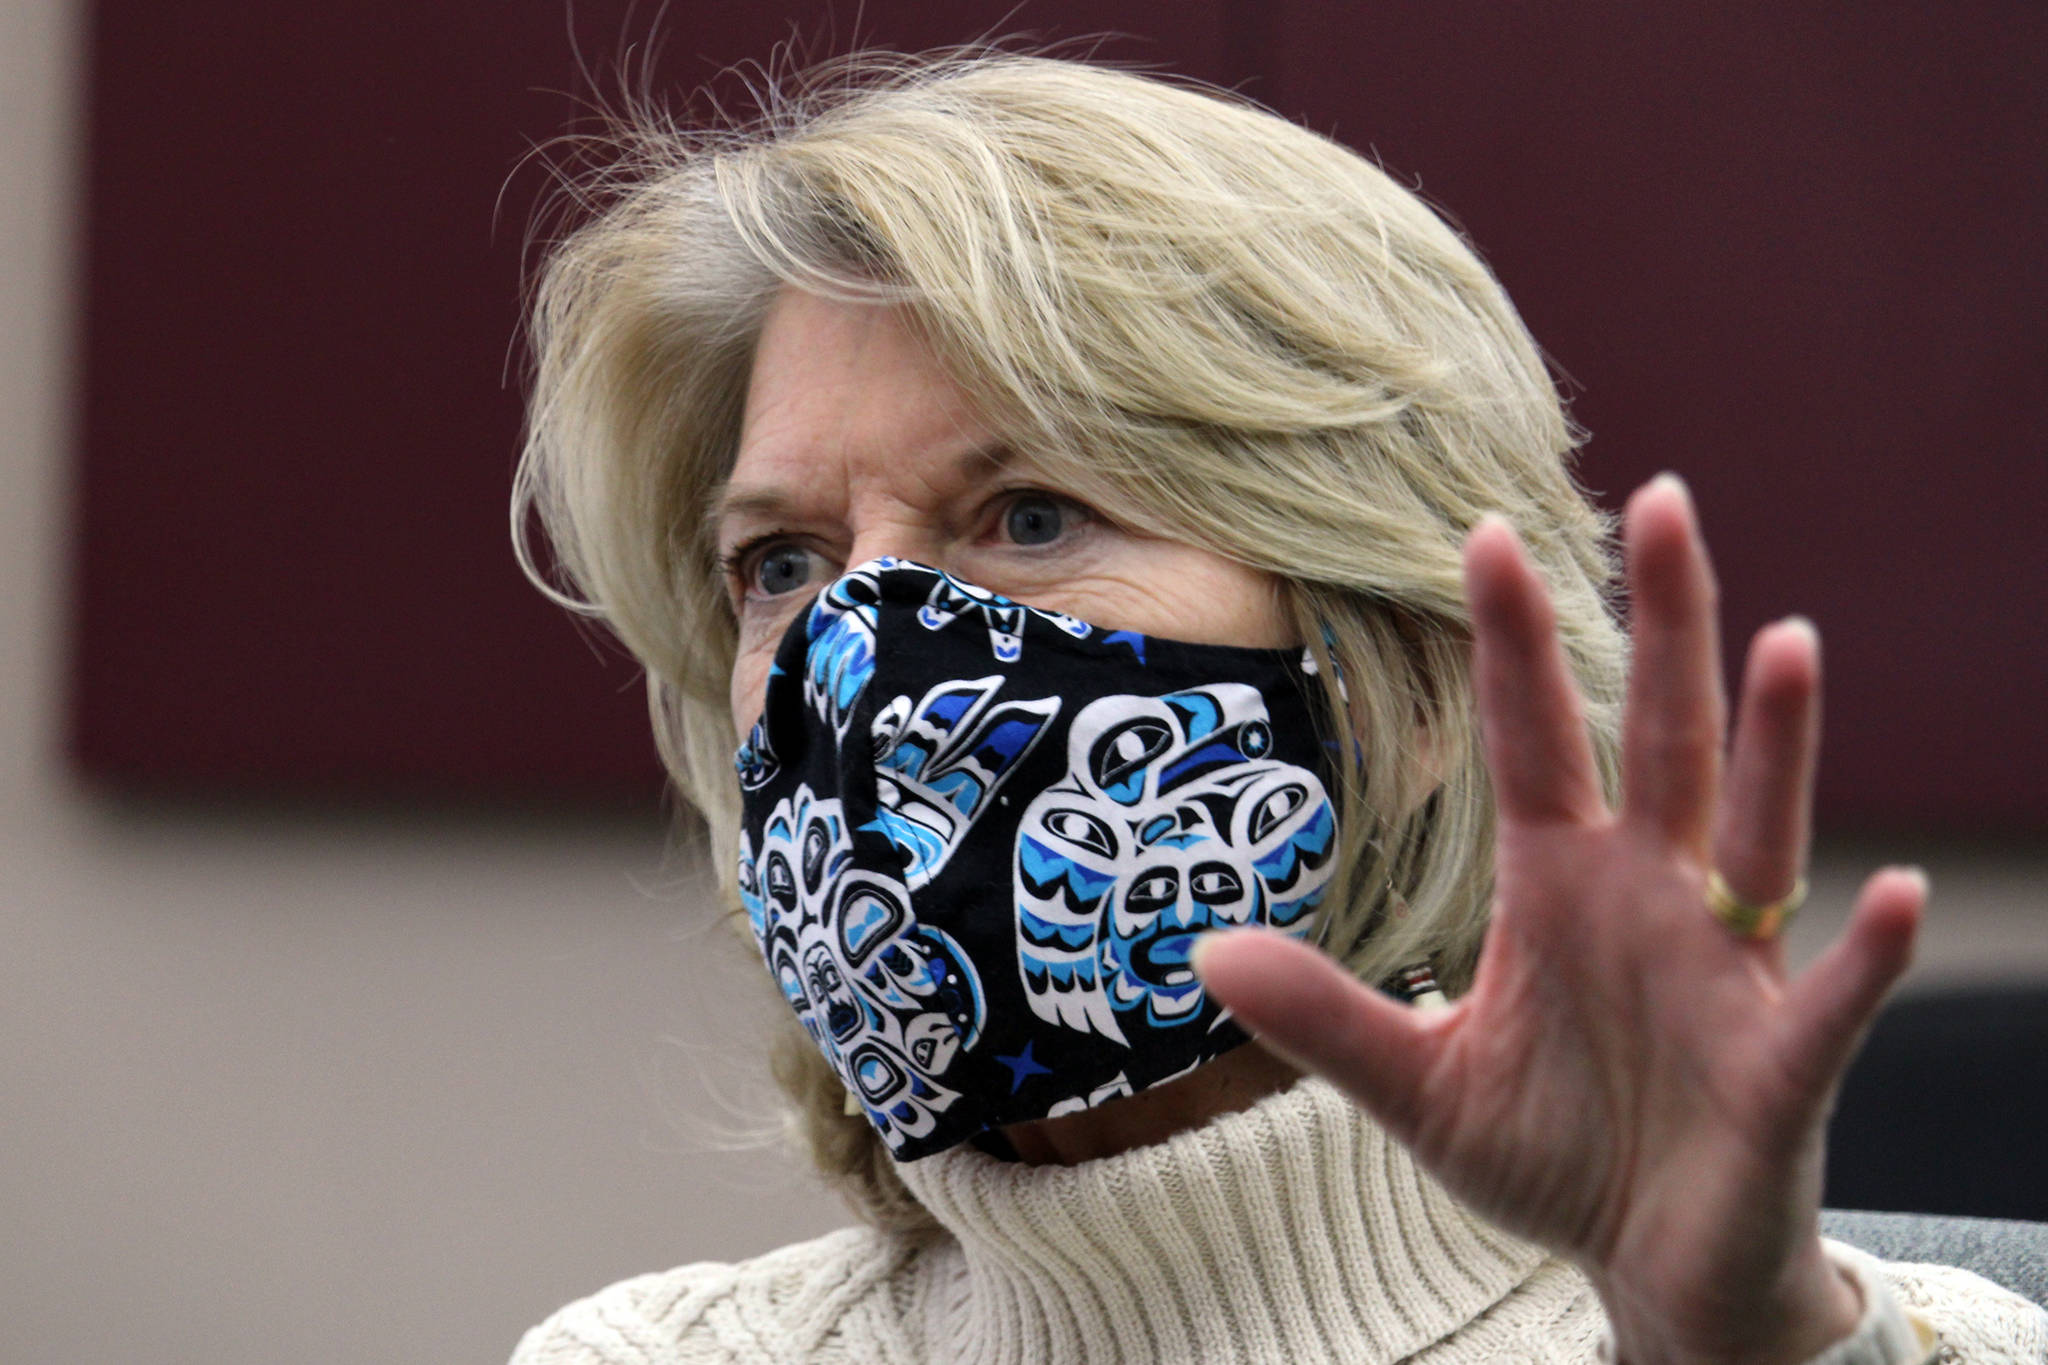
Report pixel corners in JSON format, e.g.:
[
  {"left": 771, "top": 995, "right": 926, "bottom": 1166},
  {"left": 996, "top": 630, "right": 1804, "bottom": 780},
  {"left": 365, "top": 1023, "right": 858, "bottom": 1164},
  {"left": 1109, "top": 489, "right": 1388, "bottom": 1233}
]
[
  {"left": 844, "top": 547, "right": 929, "bottom": 576},
  {"left": 844, "top": 524, "right": 948, "bottom": 576}
]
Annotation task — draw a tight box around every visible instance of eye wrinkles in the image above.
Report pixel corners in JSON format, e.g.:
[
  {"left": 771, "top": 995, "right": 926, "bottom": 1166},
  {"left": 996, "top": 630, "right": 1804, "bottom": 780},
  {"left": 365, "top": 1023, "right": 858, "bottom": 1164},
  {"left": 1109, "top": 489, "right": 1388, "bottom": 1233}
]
[
  {"left": 710, "top": 442, "right": 1099, "bottom": 616},
  {"left": 705, "top": 440, "right": 1023, "bottom": 557},
  {"left": 719, "top": 488, "right": 1098, "bottom": 616}
]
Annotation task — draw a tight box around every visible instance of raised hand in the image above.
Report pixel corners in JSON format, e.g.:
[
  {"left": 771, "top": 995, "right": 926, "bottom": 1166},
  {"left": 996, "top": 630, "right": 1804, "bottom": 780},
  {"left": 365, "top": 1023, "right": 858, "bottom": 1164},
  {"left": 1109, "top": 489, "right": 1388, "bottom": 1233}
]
[{"left": 1194, "top": 474, "right": 1924, "bottom": 1365}]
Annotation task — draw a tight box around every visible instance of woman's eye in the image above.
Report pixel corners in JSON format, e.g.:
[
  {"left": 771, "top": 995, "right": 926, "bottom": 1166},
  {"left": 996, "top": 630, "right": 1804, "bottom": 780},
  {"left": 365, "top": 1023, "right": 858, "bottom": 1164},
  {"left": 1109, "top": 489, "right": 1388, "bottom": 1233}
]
[
  {"left": 1003, "top": 495, "right": 1069, "bottom": 547},
  {"left": 752, "top": 544, "right": 820, "bottom": 597}
]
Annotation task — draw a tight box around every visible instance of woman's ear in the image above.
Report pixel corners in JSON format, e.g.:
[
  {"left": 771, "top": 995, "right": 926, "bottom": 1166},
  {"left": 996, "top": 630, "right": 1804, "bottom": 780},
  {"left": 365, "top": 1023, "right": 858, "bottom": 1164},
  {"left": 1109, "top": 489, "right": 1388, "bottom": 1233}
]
[
  {"left": 1401, "top": 707, "right": 1449, "bottom": 817},
  {"left": 1386, "top": 607, "right": 1458, "bottom": 816}
]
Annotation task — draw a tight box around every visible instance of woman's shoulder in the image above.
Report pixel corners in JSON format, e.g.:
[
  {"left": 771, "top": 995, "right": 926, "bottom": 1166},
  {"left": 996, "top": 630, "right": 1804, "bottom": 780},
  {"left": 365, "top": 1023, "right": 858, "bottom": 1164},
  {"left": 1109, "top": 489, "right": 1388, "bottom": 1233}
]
[{"left": 507, "top": 1224, "right": 924, "bottom": 1365}]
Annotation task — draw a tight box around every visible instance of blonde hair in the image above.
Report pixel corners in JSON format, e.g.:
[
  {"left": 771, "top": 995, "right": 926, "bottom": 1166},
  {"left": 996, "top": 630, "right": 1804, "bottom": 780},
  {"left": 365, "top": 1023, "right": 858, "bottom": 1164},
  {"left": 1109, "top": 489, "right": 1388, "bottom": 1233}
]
[{"left": 516, "top": 51, "right": 1625, "bottom": 1231}]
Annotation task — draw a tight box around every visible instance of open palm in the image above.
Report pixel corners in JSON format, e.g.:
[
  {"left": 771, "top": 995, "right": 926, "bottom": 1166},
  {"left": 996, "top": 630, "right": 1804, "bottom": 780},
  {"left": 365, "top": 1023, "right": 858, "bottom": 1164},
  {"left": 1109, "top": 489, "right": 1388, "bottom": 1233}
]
[{"left": 1196, "top": 476, "right": 1923, "bottom": 1365}]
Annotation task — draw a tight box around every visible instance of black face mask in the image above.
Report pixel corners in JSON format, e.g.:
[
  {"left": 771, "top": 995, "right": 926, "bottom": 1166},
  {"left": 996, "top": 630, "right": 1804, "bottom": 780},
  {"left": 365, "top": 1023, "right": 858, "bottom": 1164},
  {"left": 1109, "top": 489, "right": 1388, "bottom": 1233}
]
[{"left": 735, "top": 558, "right": 1342, "bottom": 1160}]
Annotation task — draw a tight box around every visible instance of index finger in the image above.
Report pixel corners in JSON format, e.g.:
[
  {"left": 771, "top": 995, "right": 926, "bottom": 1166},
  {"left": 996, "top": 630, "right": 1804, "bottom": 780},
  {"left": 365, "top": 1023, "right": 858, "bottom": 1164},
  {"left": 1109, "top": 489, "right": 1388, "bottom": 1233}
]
[{"left": 1464, "top": 515, "right": 1607, "bottom": 826}]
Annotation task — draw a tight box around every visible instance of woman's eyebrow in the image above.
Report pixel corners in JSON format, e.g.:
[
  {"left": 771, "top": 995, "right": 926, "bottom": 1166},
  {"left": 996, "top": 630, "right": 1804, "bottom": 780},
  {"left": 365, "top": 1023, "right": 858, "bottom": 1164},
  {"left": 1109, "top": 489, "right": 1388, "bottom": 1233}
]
[
  {"left": 961, "top": 442, "right": 1021, "bottom": 481},
  {"left": 704, "top": 480, "right": 795, "bottom": 546},
  {"left": 704, "top": 443, "right": 1021, "bottom": 545}
]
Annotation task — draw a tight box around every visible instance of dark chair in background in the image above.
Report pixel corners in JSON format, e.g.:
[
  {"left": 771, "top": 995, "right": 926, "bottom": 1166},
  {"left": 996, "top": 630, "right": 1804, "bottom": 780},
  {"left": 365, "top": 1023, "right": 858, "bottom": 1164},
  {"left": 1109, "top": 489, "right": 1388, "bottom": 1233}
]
[
  {"left": 1821, "top": 984, "right": 2048, "bottom": 1307},
  {"left": 1822, "top": 1211, "right": 2048, "bottom": 1308}
]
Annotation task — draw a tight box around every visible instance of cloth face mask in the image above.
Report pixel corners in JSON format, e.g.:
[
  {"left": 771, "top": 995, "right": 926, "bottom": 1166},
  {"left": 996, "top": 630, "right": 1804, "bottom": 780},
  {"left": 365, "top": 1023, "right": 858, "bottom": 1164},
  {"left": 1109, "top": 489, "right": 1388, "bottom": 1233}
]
[{"left": 734, "top": 558, "right": 1341, "bottom": 1160}]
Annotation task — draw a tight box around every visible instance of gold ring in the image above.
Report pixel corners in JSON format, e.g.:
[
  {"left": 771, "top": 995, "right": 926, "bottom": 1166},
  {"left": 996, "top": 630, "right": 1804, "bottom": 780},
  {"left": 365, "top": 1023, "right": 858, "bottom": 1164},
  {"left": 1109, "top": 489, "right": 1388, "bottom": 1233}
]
[{"left": 1705, "top": 869, "right": 1807, "bottom": 940}]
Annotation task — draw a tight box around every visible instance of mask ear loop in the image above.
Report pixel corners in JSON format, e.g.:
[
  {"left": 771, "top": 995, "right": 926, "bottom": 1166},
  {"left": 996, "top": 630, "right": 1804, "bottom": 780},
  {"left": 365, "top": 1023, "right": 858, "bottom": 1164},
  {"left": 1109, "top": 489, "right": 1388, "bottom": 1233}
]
[
  {"left": 1313, "top": 617, "right": 1446, "bottom": 1015},
  {"left": 1310, "top": 614, "right": 1421, "bottom": 998}
]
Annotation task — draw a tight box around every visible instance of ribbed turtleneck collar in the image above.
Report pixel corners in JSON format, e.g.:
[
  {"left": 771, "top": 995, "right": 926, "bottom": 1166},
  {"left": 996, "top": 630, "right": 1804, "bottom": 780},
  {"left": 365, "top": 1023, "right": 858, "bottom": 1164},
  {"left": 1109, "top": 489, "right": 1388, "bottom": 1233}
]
[{"left": 894, "top": 1075, "right": 1548, "bottom": 1365}]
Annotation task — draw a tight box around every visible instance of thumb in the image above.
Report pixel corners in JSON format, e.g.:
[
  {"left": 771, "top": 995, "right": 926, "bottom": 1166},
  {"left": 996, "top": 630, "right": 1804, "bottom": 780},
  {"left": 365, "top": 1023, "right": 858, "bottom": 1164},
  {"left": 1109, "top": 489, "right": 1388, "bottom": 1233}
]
[{"left": 1194, "top": 927, "right": 1450, "bottom": 1143}]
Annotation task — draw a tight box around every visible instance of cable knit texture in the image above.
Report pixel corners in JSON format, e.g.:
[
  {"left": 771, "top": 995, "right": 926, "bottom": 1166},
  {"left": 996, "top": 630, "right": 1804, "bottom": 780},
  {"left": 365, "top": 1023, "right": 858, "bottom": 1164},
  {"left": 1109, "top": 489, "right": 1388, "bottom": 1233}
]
[{"left": 510, "top": 1078, "right": 2048, "bottom": 1364}]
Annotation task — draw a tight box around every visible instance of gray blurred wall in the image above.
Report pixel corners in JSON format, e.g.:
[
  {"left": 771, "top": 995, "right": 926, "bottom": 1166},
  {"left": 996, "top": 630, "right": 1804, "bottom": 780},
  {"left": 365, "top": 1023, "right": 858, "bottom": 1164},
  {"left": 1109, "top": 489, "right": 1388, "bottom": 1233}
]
[
  {"left": 1, "top": 11, "right": 846, "bottom": 1364},
  {"left": 1, "top": 3, "right": 2040, "bottom": 1363}
]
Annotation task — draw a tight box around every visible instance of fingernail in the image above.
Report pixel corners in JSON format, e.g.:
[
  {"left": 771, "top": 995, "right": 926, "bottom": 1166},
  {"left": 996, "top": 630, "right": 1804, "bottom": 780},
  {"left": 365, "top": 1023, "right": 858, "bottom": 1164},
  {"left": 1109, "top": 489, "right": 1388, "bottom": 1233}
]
[
  {"left": 1778, "top": 615, "right": 1819, "bottom": 647},
  {"left": 1190, "top": 932, "right": 1222, "bottom": 981},
  {"left": 1469, "top": 511, "right": 1513, "bottom": 539},
  {"left": 1900, "top": 865, "right": 1930, "bottom": 897},
  {"left": 1649, "top": 470, "right": 1692, "bottom": 506}
]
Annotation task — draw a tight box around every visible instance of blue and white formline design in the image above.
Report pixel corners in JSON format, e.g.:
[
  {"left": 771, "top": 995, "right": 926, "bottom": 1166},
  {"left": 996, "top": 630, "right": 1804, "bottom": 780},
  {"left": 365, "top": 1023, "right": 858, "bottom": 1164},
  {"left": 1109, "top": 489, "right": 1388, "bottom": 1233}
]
[
  {"left": 800, "top": 558, "right": 1086, "bottom": 738},
  {"left": 737, "top": 786, "right": 986, "bottom": 1153},
  {"left": 801, "top": 559, "right": 889, "bottom": 738},
  {"left": 915, "top": 564, "right": 1090, "bottom": 662},
  {"left": 734, "top": 716, "right": 779, "bottom": 791},
  {"left": 738, "top": 559, "right": 1340, "bottom": 1149},
  {"left": 869, "top": 676, "right": 1061, "bottom": 888},
  {"left": 1014, "top": 684, "right": 1338, "bottom": 1045}
]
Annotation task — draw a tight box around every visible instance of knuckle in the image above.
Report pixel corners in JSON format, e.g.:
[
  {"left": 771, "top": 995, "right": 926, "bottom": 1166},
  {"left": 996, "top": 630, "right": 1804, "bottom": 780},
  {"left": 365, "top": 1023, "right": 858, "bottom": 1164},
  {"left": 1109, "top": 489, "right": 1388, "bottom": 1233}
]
[{"left": 1637, "top": 717, "right": 1722, "bottom": 766}]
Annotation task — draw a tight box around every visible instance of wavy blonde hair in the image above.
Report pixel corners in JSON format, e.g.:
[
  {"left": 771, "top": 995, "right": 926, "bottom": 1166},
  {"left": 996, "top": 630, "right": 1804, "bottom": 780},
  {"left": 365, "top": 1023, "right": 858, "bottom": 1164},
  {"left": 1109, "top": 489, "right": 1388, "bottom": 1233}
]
[{"left": 516, "top": 51, "right": 1626, "bottom": 1231}]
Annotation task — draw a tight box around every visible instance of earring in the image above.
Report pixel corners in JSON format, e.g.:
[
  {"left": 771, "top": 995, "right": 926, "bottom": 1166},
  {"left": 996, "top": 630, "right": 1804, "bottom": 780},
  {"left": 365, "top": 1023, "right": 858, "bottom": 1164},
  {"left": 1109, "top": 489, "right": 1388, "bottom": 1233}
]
[{"left": 1394, "top": 960, "right": 1448, "bottom": 1012}]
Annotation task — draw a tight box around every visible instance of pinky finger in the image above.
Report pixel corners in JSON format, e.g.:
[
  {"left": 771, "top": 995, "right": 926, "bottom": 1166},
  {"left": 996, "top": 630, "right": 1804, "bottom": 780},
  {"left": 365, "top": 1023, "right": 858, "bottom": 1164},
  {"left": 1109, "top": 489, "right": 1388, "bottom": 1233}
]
[{"left": 1778, "top": 867, "right": 1925, "bottom": 1099}]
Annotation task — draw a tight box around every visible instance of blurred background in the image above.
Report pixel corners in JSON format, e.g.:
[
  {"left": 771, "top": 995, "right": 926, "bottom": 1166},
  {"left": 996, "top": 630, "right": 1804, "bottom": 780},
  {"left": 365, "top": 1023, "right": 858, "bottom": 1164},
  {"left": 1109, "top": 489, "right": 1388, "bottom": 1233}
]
[{"left": 4, "top": 2, "right": 2042, "bottom": 1361}]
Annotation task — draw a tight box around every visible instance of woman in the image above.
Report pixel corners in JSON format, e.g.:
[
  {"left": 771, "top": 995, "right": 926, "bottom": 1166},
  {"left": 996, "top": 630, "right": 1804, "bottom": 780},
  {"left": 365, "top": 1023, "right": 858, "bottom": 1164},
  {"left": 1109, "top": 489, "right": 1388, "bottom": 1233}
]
[{"left": 509, "top": 54, "right": 2044, "bottom": 1363}]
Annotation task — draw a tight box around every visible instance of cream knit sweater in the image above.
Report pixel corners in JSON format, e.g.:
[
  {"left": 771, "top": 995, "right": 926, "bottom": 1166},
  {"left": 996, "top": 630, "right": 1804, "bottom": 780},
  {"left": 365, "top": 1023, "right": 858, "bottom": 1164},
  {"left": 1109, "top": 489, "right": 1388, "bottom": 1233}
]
[{"left": 511, "top": 1078, "right": 2047, "bottom": 1364}]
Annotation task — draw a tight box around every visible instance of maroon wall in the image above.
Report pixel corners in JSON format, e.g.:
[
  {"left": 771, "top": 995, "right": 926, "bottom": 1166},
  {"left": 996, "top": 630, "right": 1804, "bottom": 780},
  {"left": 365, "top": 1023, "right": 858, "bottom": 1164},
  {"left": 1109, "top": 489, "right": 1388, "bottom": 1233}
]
[{"left": 71, "top": 3, "right": 2046, "bottom": 831}]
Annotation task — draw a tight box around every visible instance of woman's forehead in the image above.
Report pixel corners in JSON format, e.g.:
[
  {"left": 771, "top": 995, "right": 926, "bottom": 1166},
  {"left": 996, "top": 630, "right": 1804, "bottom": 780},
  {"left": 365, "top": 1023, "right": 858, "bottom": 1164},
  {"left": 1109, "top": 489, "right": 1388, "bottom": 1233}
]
[{"left": 714, "top": 290, "right": 1017, "bottom": 536}]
